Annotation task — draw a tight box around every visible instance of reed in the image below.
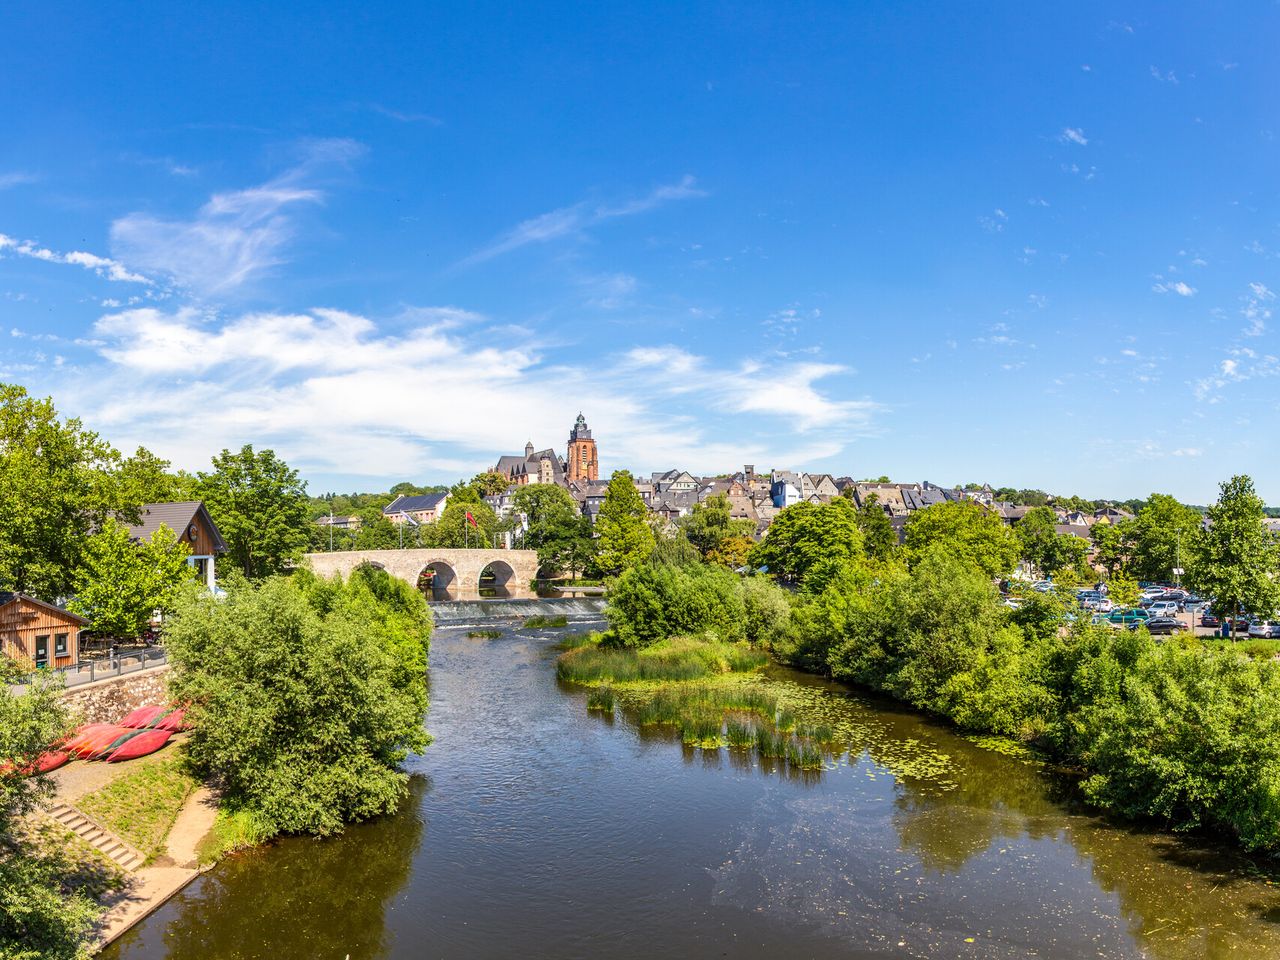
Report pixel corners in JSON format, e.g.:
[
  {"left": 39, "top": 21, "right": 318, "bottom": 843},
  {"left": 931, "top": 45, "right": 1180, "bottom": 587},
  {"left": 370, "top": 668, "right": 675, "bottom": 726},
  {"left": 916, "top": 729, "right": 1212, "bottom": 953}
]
[
  {"left": 725, "top": 719, "right": 754, "bottom": 749},
  {"left": 524, "top": 614, "right": 569, "bottom": 629},
  {"left": 466, "top": 629, "right": 502, "bottom": 639},
  {"left": 680, "top": 712, "right": 723, "bottom": 746},
  {"left": 774, "top": 709, "right": 797, "bottom": 732},
  {"left": 586, "top": 686, "right": 616, "bottom": 713},
  {"left": 798, "top": 723, "right": 835, "bottom": 744}
]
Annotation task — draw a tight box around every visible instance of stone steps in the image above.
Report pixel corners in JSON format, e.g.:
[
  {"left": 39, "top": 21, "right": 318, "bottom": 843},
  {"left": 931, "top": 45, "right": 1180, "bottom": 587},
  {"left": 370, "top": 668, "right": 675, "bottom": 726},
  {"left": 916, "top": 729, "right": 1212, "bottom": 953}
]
[{"left": 46, "top": 802, "right": 145, "bottom": 872}]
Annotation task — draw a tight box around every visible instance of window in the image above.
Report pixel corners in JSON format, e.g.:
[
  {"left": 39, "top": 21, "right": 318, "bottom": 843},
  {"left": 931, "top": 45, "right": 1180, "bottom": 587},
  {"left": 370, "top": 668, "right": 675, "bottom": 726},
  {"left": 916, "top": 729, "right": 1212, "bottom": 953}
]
[
  {"left": 55, "top": 633, "right": 68, "bottom": 654},
  {"left": 34, "top": 635, "right": 49, "bottom": 667}
]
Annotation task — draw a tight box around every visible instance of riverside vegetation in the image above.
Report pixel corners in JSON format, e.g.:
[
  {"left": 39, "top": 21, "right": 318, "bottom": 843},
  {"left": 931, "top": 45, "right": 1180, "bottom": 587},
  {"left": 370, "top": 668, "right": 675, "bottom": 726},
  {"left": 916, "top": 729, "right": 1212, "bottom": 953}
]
[{"left": 566, "top": 471, "right": 1280, "bottom": 853}]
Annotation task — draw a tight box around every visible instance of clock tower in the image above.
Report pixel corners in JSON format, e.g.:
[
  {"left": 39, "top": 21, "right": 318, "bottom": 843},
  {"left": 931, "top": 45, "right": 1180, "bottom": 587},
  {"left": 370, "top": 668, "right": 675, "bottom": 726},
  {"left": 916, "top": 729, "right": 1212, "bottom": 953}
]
[{"left": 566, "top": 413, "right": 599, "bottom": 483}]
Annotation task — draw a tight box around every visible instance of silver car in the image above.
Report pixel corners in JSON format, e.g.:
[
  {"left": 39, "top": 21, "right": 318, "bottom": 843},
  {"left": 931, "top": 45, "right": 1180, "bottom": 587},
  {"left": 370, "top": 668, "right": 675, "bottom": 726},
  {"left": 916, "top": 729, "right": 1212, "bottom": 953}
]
[{"left": 1248, "top": 621, "right": 1280, "bottom": 639}]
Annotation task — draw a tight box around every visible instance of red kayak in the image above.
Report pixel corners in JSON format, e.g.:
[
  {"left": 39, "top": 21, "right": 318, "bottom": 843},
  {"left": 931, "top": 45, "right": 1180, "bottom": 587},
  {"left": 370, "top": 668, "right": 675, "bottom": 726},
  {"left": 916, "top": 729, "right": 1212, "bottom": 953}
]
[
  {"left": 87, "top": 728, "right": 145, "bottom": 761},
  {"left": 0, "top": 750, "right": 69, "bottom": 777},
  {"left": 63, "top": 724, "right": 117, "bottom": 756},
  {"left": 106, "top": 729, "right": 171, "bottom": 762},
  {"left": 69, "top": 725, "right": 133, "bottom": 759},
  {"left": 119, "top": 705, "right": 166, "bottom": 729},
  {"left": 154, "top": 709, "right": 186, "bottom": 732}
]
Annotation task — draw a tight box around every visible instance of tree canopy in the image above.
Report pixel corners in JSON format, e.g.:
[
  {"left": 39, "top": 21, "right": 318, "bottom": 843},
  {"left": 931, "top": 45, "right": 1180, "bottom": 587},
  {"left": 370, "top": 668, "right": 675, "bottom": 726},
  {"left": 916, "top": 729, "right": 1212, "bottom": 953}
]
[
  {"left": 1188, "top": 475, "right": 1279, "bottom": 627},
  {"left": 903, "top": 500, "right": 1019, "bottom": 578},
  {"left": 197, "top": 445, "right": 310, "bottom": 579},
  {"left": 594, "top": 471, "right": 655, "bottom": 575},
  {"left": 749, "top": 498, "right": 863, "bottom": 586},
  {"left": 1127, "top": 493, "right": 1202, "bottom": 583},
  {"left": 69, "top": 520, "right": 192, "bottom": 637}
]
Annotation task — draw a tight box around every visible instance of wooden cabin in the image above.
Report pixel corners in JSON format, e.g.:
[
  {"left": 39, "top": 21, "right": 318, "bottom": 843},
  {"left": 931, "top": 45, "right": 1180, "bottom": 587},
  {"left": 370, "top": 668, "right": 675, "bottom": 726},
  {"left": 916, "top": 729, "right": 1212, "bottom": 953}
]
[
  {"left": 128, "top": 501, "right": 228, "bottom": 591},
  {"left": 0, "top": 592, "right": 86, "bottom": 670}
]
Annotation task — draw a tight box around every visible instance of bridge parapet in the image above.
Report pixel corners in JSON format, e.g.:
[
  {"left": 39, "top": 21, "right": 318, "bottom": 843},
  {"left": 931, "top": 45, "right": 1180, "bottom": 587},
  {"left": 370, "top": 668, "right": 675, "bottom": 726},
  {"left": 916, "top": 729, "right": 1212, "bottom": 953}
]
[{"left": 302, "top": 548, "right": 540, "bottom": 601}]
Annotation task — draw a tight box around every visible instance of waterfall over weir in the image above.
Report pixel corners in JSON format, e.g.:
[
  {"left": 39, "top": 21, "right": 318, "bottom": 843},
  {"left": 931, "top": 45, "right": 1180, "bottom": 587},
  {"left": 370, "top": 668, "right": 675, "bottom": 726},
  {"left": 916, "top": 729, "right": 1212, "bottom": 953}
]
[{"left": 428, "top": 596, "right": 607, "bottom": 624}]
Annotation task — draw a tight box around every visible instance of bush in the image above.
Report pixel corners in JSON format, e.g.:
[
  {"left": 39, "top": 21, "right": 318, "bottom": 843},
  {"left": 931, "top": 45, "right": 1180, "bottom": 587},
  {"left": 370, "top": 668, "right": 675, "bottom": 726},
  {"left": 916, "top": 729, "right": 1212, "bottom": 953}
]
[
  {"left": 606, "top": 562, "right": 747, "bottom": 648},
  {"left": 164, "top": 567, "right": 431, "bottom": 837}
]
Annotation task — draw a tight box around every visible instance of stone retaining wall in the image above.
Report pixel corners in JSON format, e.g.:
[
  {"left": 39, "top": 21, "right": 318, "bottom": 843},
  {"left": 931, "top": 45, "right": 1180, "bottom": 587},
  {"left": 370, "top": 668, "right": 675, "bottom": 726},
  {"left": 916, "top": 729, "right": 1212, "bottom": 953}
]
[{"left": 61, "top": 665, "right": 171, "bottom": 725}]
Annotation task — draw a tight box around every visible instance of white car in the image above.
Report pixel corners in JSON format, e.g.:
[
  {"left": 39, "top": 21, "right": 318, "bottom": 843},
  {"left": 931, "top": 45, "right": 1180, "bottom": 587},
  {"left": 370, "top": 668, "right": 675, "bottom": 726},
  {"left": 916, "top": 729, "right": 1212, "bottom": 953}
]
[
  {"left": 1147, "top": 601, "right": 1181, "bottom": 617},
  {"left": 1249, "top": 621, "right": 1280, "bottom": 639}
]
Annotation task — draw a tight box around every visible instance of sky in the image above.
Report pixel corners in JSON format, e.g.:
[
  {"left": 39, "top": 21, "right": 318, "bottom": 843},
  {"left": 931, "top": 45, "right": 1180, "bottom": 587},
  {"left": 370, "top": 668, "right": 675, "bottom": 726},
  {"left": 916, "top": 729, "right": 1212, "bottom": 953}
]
[{"left": 1, "top": 3, "right": 1277, "bottom": 503}]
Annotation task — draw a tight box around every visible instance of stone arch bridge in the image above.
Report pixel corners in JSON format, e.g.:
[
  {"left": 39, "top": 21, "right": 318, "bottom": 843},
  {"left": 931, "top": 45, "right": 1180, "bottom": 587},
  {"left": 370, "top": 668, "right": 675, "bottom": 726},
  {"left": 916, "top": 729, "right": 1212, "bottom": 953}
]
[{"left": 302, "top": 549, "right": 540, "bottom": 601}]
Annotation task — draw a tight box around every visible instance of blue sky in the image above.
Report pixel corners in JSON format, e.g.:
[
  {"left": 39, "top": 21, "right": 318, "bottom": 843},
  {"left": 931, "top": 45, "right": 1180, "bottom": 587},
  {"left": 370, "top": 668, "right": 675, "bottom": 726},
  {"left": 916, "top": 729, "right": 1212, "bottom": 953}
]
[{"left": 1, "top": 3, "right": 1277, "bottom": 502}]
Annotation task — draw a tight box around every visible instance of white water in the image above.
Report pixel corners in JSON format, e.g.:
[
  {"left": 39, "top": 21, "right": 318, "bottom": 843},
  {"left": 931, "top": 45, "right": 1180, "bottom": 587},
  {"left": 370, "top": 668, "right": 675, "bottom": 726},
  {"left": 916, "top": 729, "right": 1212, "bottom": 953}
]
[{"left": 428, "top": 597, "right": 607, "bottom": 624}]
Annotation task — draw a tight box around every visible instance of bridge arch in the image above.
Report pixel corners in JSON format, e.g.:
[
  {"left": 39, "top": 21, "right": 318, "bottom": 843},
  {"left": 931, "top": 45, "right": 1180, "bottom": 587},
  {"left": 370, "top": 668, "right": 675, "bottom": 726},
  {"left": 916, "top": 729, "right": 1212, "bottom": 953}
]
[
  {"left": 302, "top": 548, "right": 540, "bottom": 601},
  {"left": 416, "top": 560, "right": 459, "bottom": 601}
]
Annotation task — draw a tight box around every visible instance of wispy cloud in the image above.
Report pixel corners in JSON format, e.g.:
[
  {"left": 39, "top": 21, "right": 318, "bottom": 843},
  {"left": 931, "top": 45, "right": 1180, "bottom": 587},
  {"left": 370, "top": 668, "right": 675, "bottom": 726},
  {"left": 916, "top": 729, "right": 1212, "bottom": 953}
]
[
  {"left": 461, "top": 175, "right": 706, "bottom": 265},
  {"left": 46, "top": 304, "right": 876, "bottom": 479},
  {"left": 0, "top": 171, "right": 39, "bottom": 190},
  {"left": 1060, "top": 127, "right": 1089, "bottom": 146},
  {"left": 0, "top": 232, "right": 151, "bottom": 283},
  {"left": 109, "top": 138, "right": 364, "bottom": 297},
  {"left": 368, "top": 103, "right": 442, "bottom": 125},
  {"left": 1152, "top": 278, "right": 1196, "bottom": 297},
  {"left": 1242, "top": 282, "right": 1273, "bottom": 336}
]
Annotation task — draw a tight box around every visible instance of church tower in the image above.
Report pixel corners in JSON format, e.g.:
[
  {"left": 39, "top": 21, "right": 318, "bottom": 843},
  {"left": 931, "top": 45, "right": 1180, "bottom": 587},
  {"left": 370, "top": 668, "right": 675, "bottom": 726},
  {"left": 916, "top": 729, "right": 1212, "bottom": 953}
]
[{"left": 566, "top": 413, "right": 599, "bottom": 483}]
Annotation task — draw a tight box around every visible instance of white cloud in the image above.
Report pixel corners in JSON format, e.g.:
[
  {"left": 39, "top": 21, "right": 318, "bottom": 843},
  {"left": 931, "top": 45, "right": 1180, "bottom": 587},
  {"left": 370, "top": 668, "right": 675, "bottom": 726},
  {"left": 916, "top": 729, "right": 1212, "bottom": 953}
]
[
  {"left": 109, "top": 138, "right": 364, "bottom": 296},
  {"left": 1061, "top": 127, "right": 1089, "bottom": 146},
  {"left": 462, "top": 175, "right": 706, "bottom": 265},
  {"left": 0, "top": 172, "right": 39, "bottom": 190},
  {"left": 0, "top": 232, "right": 151, "bottom": 283},
  {"left": 1242, "top": 282, "right": 1274, "bottom": 336},
  {"left": 1152, "top": 279, "right": 1196, "bottom": 297},
  {"left": 1171, "top": 448, "right": 1202, "bottom": 457},
  {"left": 49, "top": 305, "right": 878, "bottom": 481}
]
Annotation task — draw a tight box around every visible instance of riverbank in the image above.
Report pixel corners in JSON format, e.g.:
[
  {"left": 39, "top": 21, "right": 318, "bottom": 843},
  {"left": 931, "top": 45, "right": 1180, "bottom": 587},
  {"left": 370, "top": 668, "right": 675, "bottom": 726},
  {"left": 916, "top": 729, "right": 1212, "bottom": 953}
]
[{"left": 40, "top": 740, "right": 222, "bottom": 952}]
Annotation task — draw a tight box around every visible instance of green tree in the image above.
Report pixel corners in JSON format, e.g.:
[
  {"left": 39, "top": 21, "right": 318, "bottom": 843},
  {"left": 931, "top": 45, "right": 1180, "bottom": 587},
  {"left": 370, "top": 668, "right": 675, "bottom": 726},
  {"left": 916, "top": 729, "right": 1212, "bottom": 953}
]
[
  {"left": 538, "top": 515, "right": 597, "bottom": 581},
  {"left": 1016, "top": 507, "right": 1091, "bottom": 578},
  {"left": 509, "top": 484, "right": 581, "bottom": 550},
  {"left": 1127, "top": 493, "right": 1201, "bottom": 584},
  {"left": 903, "top": 500, "right": 1019, "bottom": 579},
  {"left": 468, "top": 471, "right": 510, "bottom": 498},
  {"left": 353, "top": 507, "right": 401, "bottom": 550},
  {"left": 431, "top": 493, "right": 500, "bottom": 548},
  {"left": 1090, "top": 520, "right": 1128, "bottom": 577},
  {"left": 749, "top": 498, "right": 864, "bottom": 586},
  {"left": 707, "top": 533, "right": 754, "bottom": 569},
  {"left": 605, "top": 561, "right": 747, "bottom": 647},
  {"left": 116, "top": 446, "right": 194, "bottom": 505},
  {"left": 1106, "top": 570, "right": 1141, "bottom": 609},
  {"left": 1187, "top": 475, "right": 1280, "bottom": 637},
  {"left": 68, "top": 520, "right": 192, "bottom": 638},
  {"left": 594, "top": 471, "right": 655, "bottom": 575},
  {"left": 678, "top": 494, "right": 752, "bottom": 557},
  {"left": 0, "top": 384, "right": 126, "bottom": 598},
  {"left": 196, "top": 445, "right": 310, "bottom": 578},
  {"left": 164, "top": 567, "right": 430, "bottom": 837},
  {"left": 854, "top": 494, "right": 898, "bottom": 560},
  {"left": 0, "top": 671, "right": 102, "bottom": 960}
]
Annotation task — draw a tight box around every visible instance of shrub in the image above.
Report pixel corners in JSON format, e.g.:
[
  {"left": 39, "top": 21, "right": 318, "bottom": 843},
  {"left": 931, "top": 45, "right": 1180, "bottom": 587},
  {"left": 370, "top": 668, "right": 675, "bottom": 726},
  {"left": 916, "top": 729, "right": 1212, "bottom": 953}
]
[
  {"left": 164, "top": 568, "right": 431, "bottom": 837},
  {"left": 606, "top": 561, "right": 747, "bottom": 648}
]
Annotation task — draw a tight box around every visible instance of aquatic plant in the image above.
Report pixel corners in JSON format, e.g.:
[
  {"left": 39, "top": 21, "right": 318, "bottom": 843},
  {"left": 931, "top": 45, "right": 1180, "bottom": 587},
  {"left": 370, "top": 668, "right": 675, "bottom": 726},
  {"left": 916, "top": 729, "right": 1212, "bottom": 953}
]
[
  {"left": 466, "top": 629, "right": 502, "bottom": 639},
  {"left": 725, "top": 720, "right": 754, "bottom": 749},
  {"left": 524, "top": 614, "right": 569, "bottom": 629},
  {"left": 774, "top": 708, "right": 796, "bottom": 732},
  {"left": 586, "top": 687, "right": 616, "bottom": 713}
]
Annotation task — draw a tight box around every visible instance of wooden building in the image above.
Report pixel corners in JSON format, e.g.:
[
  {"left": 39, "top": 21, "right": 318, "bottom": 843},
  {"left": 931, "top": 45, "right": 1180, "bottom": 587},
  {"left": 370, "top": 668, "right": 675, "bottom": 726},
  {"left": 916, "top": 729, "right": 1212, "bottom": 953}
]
[
  {"left": 128, "top": 501, "right": 228, "bottom": 591},
  {"left": 0, "top": 592, "right": 86, "bottom": 669}
]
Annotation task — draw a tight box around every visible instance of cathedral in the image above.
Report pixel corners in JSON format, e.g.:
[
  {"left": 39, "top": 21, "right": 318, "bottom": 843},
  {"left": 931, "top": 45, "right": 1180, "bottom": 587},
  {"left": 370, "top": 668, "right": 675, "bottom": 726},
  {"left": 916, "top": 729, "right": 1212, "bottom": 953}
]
[{"left": 493, "top": 413, "right": 598, "bottom": 487}]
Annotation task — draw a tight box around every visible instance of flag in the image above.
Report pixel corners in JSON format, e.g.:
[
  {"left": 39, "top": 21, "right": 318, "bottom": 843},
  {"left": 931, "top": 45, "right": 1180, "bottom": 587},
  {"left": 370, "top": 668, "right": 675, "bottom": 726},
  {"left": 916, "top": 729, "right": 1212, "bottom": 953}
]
[{"left": 466, "top": 511, "right": 478, "bottom": 529}]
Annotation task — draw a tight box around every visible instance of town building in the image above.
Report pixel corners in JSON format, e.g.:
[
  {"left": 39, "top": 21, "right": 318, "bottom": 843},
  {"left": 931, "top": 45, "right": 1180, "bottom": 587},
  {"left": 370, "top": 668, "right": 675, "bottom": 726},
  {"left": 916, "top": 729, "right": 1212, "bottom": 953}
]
[
  {"left": 384, "top": 492, "right": 449, "bottom": 525},
  {"left": 129, "top": 501, "right": 227, "bottom": 592},
  {"left": 566, "top": 413, "right": 599, "bottom": 483},
  {"left": 0, "top": 592, "right": 86, "bottom": 670}
]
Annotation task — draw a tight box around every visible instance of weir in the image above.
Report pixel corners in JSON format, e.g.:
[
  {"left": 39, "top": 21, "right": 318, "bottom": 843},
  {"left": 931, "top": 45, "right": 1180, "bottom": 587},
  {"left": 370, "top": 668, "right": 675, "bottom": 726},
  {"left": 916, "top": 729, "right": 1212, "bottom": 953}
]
[{"left": 428, "top": 597, "right": 607, "bottom": 624}]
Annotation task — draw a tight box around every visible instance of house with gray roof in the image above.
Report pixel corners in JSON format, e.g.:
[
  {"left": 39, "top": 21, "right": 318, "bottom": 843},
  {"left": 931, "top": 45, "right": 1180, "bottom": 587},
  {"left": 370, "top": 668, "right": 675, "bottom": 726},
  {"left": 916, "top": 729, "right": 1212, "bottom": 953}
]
[{"left": 128, "top": 501, "right": 227, "bottom": 591}]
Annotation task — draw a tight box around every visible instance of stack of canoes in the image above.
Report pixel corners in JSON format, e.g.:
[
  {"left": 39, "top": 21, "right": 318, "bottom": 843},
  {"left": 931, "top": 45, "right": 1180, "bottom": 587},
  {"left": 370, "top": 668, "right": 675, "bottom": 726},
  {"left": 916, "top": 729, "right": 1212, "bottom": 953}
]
[{"left": 2, "top": 704, "right": 188, "bottom": 777}]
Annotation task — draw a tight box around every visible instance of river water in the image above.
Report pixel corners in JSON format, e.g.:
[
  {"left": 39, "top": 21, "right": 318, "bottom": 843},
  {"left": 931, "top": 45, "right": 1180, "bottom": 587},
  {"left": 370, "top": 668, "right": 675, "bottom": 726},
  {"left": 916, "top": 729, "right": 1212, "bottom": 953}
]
[{"left": 102, "top": 615, "right": 1280, "bottom": 960}]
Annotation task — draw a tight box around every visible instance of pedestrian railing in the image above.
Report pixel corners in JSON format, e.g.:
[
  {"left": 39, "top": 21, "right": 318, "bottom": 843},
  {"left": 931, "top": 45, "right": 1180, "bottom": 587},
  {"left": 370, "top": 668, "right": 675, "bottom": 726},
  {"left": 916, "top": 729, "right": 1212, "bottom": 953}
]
[{"left": 7, "top": 648, "right": 168, "bottom": 689}]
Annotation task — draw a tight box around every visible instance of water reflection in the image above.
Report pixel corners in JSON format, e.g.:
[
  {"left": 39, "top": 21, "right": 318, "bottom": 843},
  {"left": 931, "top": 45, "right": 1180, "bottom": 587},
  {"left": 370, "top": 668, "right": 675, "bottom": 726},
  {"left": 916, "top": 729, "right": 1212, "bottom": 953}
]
[{"left": 104, "top": 778, "right": 427, "bottom": 960}]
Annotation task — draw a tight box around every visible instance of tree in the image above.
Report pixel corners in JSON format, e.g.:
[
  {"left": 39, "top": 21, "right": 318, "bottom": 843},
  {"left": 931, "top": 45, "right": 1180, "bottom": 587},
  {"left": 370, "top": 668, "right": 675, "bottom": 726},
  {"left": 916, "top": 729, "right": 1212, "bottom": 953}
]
[
  {"left": 468, "top": 471, "right": 510, "bottom": 498},
  {"left": 594, "top": 471, "right": 655, "bottom": 575},
  {"left": 1090, "top": 520, "right": 1128, "bottom": 578},
  {"left": 0, "top": 671, "right": 101, "bottom": 960},
  {"left": 707, "top": 533, "right": 754, "bottom": 569},
  {"left": 854, "top": 494, "right": 898, "bottom": 560},
  {"left": 353, "top": 507, "right": 400, "bottom": 550},
  {"left": 1187, "top": 475, "right": 1280, "bottom": 638},
  {"left": 116, "top": 446, "right": 194, "bottom": 505},
  {"left": 678, "top": 494, "right": 753, "bottom": 557},
  {"left": 749, "top": 498, "right": 864, "bottom": 586},
  {"left": 903, "top": 500, "right": 1019, "bottom": 579},
  {"left": 1127, "top": 493, "right": 1201, "bottom": 584},
  {"left": 1016, "top": 506, "right": 1091, "bottom": 579},
  {"left": 164, "top": 567, "right": 430, "bottom": 837},
  {"left": 1106, "top": 570, "right": 1141, "bottom": 609},
  {"left": 432, "top": 495, "right": 499, "bottom": 548},
  {"left": 68, "top": 520, "right": 192, "bottom": 638},
  {"left": 0, "top": 384, "right": 125, "bottom": 598},
  {"left": 538, "top": 515, "right": 597, "bottom": 581},
  {"left": 509, "top": 484, "right": 581, "bottom": 551},
  {"left": 196, "top": 445, "right": 310, "bottom": 579}
]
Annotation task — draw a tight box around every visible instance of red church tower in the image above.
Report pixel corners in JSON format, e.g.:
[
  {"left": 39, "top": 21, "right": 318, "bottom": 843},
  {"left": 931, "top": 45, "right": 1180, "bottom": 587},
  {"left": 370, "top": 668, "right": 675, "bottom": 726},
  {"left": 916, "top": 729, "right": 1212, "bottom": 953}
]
[{"left": 566, "top": 413, "right": 599, "bottom": 483}]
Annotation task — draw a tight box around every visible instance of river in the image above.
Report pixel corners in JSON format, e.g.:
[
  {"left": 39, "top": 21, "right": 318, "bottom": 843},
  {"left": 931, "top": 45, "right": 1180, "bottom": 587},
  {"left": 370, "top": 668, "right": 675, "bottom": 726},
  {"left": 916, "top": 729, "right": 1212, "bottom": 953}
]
[{"left": 102, "top": 614, "right": 1280, "bottom": 959}]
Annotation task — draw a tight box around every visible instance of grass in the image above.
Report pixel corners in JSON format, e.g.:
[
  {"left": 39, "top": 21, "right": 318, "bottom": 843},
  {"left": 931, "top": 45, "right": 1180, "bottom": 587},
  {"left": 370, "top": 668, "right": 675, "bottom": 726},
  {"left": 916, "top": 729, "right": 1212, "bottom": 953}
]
[
  {"left": 524, "top": 614, "right": 569, "bottom": 629},
  {"left": 78, "top": 754, "right": 198, "bottom": 863},
  {"left": 1202, "top": 637, "right": 1280, "bottom": 660},
  {"left": 553, "top": 630, "right": 602, "bottom": 651},
  {"left": 195, "top": 805, "right": 276, "bottom": 865},
  {"left": 556, "top": 635, "right": 768, "bottom": 684},
  {"left": 25, "top": 819, "right": 128, "bottom": 899},
  {"left": 466, "top": 629, "right": 502, "bottom": 639}
]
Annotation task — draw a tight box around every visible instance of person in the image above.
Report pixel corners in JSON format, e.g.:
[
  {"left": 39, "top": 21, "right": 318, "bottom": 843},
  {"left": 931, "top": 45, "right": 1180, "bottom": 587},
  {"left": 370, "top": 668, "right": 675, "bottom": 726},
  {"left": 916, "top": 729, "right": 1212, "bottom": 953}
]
[{"left": 109, "top": 641, "right": 118, "bottom": 660}]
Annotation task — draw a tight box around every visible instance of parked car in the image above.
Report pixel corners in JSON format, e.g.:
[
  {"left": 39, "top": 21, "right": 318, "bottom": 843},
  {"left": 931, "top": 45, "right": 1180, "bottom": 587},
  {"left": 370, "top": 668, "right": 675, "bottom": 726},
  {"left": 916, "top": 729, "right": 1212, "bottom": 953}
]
[
  {"left": 1107, "top": 608, "right": 1151, "bottom": 626},
  {"left": 1136, "top": 616, "right": 1190, "bottom": 636},
  {"left": 1199, "top": 612, "right": 1221, "bottom": 628},
  {"left": 1031, "top": 580, "right": 1054, "bottom": 593},
  {"left": 1146, "top": 601, "right": 1182, "bottom": 617},
  {"left": 1249, "top": 621, "right": 1280, "bottom": 639},
  {"left": 1093, "top": 598, "right": 1113, "bottom": 613}
]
